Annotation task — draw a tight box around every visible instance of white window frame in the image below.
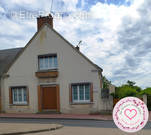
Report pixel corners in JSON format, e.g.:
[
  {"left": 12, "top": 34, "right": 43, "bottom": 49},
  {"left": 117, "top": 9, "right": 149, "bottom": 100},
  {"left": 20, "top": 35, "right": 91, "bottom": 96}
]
[
  {"left": 72, "top": 84, "right": 90, "bottom": 103},
  {"left": 12, "top": 87, "right": 27, "bottom": 105},
  {"left": 38, "top": 55, "right": 58, "bottom": 70}
]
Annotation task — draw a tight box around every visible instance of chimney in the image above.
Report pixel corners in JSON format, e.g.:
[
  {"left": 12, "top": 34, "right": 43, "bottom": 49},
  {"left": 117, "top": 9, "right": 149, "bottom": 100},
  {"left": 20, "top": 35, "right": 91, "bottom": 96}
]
[{"left": 37, "top": 14, "right": 53, "bottom": 31}]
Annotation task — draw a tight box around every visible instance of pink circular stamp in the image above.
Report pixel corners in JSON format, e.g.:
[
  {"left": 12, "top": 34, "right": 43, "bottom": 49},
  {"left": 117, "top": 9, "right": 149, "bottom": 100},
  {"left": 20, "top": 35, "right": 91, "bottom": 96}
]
[{"left": 113, "top": 97, "right": 149, "bottom": 133}]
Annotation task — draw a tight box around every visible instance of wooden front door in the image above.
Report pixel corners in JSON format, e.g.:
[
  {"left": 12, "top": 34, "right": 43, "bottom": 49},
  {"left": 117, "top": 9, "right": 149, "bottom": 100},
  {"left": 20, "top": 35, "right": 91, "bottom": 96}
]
[{"left": 42, "top": 87, "right": 57, "bottom": 110}]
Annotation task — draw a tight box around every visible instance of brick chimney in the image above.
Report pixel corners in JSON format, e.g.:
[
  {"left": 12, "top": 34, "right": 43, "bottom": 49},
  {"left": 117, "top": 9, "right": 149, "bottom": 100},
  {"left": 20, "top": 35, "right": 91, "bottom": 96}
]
[{"left": 37, "top": 14, "right": 53, "bottom": 31}]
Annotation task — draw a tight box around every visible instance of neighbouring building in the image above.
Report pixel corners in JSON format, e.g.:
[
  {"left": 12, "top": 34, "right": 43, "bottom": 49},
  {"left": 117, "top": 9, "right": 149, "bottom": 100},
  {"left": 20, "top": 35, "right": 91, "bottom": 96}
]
[{"left": 0, "top": 14, "right": 113, "bottom": 114}]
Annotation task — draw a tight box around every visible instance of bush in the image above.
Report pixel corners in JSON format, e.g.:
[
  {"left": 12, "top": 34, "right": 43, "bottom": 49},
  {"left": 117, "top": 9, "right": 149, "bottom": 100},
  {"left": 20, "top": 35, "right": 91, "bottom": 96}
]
[
  {"left": 110, "top": 92, "right": 118, "bottom": 98},
  {"left": 139, "top": 88, "right": 151, "bottom": 95},
  {"left": 117, "top": 85, "right": 138, "bottom": 98}
]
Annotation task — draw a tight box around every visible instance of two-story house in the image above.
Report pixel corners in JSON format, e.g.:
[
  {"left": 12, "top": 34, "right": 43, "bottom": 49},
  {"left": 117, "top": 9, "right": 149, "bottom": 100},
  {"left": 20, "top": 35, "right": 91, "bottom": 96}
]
[{"left": 0, "top": 14, "right": 110, "bottom": 114}]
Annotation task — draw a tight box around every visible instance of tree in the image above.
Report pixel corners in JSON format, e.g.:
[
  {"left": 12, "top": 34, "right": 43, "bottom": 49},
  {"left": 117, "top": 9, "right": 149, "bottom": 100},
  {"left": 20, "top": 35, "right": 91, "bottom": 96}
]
[
  {"left": 126, "top": 80, "right": 141, "bottom": 92},
  {"left": 139, "top": 87, "right": 151, "bottom": 95},
  {"left": 133, "top": 86, "right": 141, "bottom": 92},
  {"left": 117, "top": 85, "right": 138, "bottom": 98},
  {"left": 114, "top": 80, "right": 142, "bottom": 98},
  {"left": 102, "top": 76, "right": 111, "bottom": 89},
  {"left": 127, "top": 80, "right": 136, "bottom": 87}
]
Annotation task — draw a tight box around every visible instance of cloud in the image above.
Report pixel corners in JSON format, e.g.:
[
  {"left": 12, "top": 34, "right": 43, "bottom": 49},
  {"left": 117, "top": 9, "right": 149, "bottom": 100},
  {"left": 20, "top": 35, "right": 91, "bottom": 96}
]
[
  {"left": 11, "top": 0, "right": 36, "bottom": 5},
  {"left": 0, "top": 0, "right": 151, "bottom": 88},
  {"left": 55, "top": 0, "right": 150, "bottom": 88},
  {"left": 0, "top": 6, "right": 4, "bottom": 12},
  {"left": 61, "top": 0, "right": 78, "bottom": 11},
  {"left": 112, "top": 0, "right": 151, "bottom": 88}
]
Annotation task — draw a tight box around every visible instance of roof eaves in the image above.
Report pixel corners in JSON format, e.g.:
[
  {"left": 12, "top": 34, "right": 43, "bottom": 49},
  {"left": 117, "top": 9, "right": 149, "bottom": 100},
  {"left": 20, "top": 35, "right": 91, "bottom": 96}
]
[
  {"left": 3, "top": 32, "right": 39, "bottom": 75},
  {"left": 3, "top": 24, "right": 52, "bottom": 75}
]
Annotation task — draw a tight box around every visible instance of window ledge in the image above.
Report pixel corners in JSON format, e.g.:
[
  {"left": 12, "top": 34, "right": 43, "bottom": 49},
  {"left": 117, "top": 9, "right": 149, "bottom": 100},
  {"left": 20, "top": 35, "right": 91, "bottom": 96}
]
[
  {"left": 70, "top": 102, "right": 94, "bottom": 105},
  {"left": 35, "top": 70, "right": 58, "bottom": 78},
  {"left": 9, "top": 104, "right": 29, "bottom": 106},
  {"left": 37, "top": 69, "right": 58, "bottom": 72}
]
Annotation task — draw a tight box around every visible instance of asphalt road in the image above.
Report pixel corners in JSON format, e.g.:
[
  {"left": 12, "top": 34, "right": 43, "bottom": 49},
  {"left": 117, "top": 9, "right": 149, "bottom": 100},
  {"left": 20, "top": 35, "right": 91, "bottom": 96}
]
[{"left": 0, "top": 118, "right": 151, "bottom": 129}]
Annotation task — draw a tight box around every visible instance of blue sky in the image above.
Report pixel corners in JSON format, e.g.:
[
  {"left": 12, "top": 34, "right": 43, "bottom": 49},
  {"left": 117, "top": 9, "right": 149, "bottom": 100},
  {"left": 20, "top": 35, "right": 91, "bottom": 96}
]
[
  {"left": 76, "top": 0, "right": 131, "bottom": 9},
  {"left": 0, "top": 0, "right": 132, "bottom": 14},
  {"left": 0, "top": 0, "right": 151, "bottom": 88}
]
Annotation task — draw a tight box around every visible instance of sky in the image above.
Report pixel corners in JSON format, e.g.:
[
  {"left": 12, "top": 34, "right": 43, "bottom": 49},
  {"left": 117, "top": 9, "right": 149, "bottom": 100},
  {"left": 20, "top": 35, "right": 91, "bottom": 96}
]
[{"left": 0, "top": 0, "right": 150, "bottom": 88}]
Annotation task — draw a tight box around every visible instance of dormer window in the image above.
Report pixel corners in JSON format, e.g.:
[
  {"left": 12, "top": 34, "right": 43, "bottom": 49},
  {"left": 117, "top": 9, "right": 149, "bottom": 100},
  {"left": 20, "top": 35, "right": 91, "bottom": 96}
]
[{"left": 38, "top": 54, "right": 58, "bottom": 70}]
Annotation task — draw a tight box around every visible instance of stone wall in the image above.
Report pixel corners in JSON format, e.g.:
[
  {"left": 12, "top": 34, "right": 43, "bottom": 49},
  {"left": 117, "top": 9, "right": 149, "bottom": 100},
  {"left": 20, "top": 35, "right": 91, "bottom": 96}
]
[
  {"left": 100, "top": 95, "right": 113, "bottom": 114},
  {"left": 143, "top": 94, "right": 147, "bottom": 105}
]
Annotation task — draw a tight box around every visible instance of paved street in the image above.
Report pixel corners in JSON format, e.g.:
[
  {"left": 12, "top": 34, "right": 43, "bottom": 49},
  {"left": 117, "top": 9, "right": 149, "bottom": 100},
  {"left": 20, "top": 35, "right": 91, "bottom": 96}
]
[
  {"left": 0, "top": 118, "right": 151, "bottom": 129},
  {"left": 0, "top": 118, "right": 151, "bottom": 135},
  {"left": 27, "top": 127, "right": 151, "bottom": 135}
]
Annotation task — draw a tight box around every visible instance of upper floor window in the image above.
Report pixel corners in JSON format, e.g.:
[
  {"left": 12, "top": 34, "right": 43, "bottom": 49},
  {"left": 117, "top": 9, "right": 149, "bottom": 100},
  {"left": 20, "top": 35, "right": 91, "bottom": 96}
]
[{"left": 38, "top": 54, "right": 58, "bottom": 70}]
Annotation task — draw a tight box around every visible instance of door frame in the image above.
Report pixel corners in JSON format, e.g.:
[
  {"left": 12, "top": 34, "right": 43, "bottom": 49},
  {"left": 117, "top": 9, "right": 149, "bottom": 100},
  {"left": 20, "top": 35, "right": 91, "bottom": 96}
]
[{"left": 37, "top": 84, "right": 60, "bottom": 112}]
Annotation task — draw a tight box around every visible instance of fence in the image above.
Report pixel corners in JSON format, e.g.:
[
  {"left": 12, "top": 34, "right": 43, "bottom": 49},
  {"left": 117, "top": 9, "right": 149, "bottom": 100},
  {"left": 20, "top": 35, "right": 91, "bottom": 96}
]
[
  {"left": 113, "top": 96, "right": 145, "bottom": 107},
  {"left": 147, "top": 95, "right": 151, "bottom": 111}
]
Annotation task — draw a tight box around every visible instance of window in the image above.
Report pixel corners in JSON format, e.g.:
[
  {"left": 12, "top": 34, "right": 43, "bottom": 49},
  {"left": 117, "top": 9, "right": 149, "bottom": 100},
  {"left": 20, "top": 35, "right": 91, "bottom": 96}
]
[
  {"left": 72, "top": 83, "right": 90, "bottom": 103},
  {"left": 38, "top": 54, "right": 58, "bottom": 70},
  {"left": 11, "top": 87, "right": 28, "bottom": 105}
]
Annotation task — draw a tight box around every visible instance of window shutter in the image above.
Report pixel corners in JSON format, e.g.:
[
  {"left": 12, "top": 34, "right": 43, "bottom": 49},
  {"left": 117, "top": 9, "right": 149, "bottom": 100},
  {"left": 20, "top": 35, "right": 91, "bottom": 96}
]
[
  {"left": 37, "top": 86, "right": 42, "bottom": 112},
  {"left": 90, "top": 83, "right": 93, "bottom": 102},
  {"left": 9, "top": 87, "right": 13, "bottom": 104},
  {"left": 56, "top": 85, "right": 60, "bottom": 112},
  {"left": 0, "top": 87, "right": 1, "bottom": 111},
  {"left": 69, "top": 84, "right": 72, "bottom": 103},
  {"left": 100, "top": 79, "right": 103, "bottom": 88},
  {"left": 26, "top": 87, "right": 29, "bottom": 105}
]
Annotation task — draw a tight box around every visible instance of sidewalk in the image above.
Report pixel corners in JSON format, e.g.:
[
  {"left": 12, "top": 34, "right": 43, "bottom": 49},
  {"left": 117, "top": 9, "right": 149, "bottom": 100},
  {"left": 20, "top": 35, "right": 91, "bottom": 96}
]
[
  {"left": 0, "top": 113, "right": 112, "bottom": 121},
  {"left": 0, "top": 112, "right": 150, "bottom": 121},
  {"left": 0, "top": 123, "right": 63, "bottom": 135}
]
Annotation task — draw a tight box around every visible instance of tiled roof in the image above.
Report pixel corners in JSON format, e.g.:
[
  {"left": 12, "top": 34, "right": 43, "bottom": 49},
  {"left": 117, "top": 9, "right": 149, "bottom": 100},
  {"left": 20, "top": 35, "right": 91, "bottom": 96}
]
[{"left": 0, "top": 48, "right": 23, "bottom": 76}]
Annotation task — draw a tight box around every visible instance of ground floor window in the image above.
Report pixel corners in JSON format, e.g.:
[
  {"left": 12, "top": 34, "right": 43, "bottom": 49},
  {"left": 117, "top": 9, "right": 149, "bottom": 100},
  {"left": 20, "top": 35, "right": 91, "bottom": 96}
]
[
  {"left": 11, "top": 87, "right": 28, "bottom": 105},
  {"left": 72, "top": 83, "right": 90, "bottom": 103}
]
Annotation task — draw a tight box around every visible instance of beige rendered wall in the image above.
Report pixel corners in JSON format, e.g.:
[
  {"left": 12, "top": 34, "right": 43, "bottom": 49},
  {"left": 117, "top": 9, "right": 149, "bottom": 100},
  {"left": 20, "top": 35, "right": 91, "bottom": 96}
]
[
  {"left": 2, "top": 25, "right": 103, "bottom": 114},
  {"left": 109, "top": 84, "right": 115, "bottom": 94}
]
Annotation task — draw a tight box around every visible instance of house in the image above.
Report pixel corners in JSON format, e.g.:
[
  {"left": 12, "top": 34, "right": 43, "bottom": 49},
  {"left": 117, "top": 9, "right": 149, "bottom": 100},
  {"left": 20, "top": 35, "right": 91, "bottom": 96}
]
[{"left": 0, "top": 14, "right": 112, "bottom": 114}]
